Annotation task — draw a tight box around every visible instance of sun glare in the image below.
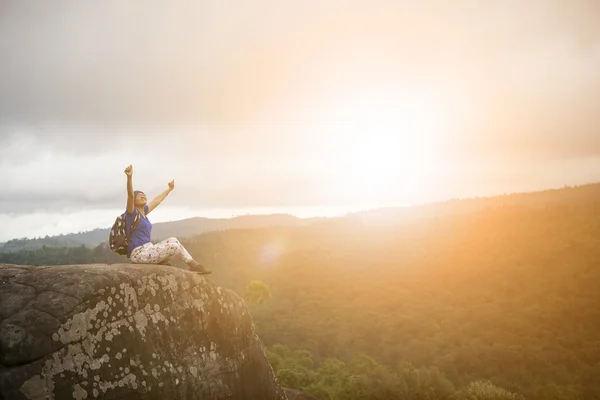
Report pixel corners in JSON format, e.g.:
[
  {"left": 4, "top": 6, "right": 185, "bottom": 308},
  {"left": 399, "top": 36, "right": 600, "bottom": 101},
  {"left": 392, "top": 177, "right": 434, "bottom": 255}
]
[
  {"left": 320, "top": 90, "right": 445, "bottom": 205},
  {"left": 277, "top": 50, "right": 473, "bottom": 206}
]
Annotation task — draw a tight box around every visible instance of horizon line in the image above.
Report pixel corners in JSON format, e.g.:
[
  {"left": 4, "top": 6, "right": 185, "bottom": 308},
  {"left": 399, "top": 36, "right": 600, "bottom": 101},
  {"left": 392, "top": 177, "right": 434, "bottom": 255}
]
[{"left": 2, "top": 180, "right": 598, "bottom": 243}]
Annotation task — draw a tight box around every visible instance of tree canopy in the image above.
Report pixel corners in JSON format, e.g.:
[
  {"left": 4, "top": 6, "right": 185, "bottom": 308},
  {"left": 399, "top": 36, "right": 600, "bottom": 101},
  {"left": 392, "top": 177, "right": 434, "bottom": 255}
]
[{"left": 2, "top": 191, "right": 599, "bottom": 399}]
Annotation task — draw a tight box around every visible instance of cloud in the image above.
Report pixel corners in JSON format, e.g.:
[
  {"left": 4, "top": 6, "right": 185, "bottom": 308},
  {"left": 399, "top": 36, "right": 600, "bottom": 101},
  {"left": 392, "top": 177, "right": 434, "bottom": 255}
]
[
  {"left": 0, "top": 0, "right": 283, "bottom": 124},
  {"left": 1, "top": 0, "right": 600, "bottom": 125},
  {"left": 0, "top": 126, "right": 332, "bottom": 214},
  {"left": 1, "top": 0, "right": 600, "bottom": 224},
  {"left": 2, "top": 0, "right": 599, "bottom": 162}
]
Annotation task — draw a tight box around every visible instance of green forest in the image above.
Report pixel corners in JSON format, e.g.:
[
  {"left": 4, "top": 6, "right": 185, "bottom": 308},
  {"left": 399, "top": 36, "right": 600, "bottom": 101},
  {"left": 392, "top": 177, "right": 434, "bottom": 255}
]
[{"left": 2, "top": 198, "right": 599, "bottom": 400}]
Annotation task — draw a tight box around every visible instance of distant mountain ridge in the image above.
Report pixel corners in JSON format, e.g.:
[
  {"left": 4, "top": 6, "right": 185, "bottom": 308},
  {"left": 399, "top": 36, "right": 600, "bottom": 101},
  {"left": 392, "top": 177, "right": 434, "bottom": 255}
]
[
  {"left": 350, "top": 182, "right": 600, "bottom": 224},
  {"left": 1, "top": 182, "right": 599, "bottom": 253},
  {"left": 0, "top": 214, "right": 319, "bottom": 253}
]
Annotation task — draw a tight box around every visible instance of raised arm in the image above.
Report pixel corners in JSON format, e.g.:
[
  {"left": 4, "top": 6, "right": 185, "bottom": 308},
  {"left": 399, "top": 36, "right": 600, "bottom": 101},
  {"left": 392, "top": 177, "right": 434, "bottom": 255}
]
[
  {"left": 147, "top": 179, "right": 174, "bottom": 214},
  {"left": 125, "top": 164, "right": 134, "bottom": 214}
]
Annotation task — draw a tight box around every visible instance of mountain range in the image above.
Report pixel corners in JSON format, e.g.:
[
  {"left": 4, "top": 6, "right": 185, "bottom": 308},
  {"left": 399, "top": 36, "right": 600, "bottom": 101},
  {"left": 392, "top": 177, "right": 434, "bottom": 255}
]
[{"left": 1, "top": 182, "right": 598, "bottom": 253}]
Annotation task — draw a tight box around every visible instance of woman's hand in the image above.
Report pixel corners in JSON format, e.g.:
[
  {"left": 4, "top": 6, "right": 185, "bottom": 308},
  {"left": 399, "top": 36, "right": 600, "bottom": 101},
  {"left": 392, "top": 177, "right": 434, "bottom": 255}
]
[
  {"left": 168, "top": 179, "right": 175, "bottom": 191},
  {"left": 125, "top": 164, "right": 134, "bottom": 213}
]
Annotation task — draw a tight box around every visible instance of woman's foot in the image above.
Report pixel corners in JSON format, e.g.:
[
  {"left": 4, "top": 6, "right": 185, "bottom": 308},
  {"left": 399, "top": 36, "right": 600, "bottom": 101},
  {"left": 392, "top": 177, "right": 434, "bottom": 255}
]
[{"left": 188, "top": 260, "right": 212, "bottom": 275}]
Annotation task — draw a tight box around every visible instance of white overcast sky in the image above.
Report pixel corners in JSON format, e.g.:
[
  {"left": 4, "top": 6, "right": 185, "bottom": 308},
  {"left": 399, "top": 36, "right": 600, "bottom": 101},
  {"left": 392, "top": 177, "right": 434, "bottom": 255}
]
[{"left": 1, "top": 0, "right": 600, "bottom": 242}]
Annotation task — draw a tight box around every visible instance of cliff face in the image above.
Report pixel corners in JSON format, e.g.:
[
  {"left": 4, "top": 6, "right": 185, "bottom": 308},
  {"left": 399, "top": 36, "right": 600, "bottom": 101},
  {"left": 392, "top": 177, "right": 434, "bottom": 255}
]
[{"left": 0, "top": 263, "right": 287, "bottom": 400}]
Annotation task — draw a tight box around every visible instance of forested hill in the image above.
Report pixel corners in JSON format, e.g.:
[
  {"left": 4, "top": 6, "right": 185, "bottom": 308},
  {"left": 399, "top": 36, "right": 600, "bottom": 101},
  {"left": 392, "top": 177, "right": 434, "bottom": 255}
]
[
  {"left": 0, "top": 213, "right": 310, "bottom": 253},
  {"left": 2, "top": 182, "right": 600, "bottom": 399},
  {"left": 350, "top": 182, "right": 600, "bottom": 224},
  {"left": 199, "top": 194, "right": 600, "bottom": 400}
]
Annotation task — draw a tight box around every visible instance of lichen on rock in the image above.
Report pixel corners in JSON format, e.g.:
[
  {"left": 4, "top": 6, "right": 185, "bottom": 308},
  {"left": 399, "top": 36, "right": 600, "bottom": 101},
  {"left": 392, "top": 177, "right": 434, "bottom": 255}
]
[{"left": 0, "top": 263, "right": 288, "bottom": 400}]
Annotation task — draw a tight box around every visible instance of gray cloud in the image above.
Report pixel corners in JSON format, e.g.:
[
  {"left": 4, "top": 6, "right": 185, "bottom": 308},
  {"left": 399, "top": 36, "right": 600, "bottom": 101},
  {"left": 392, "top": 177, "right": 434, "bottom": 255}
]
[
  {"left": 0, "top": 172, "right": 331, "bottom": 215},
  {"left": 1, "top": 1, "right": 600, "bottom": 126},
  {"left": 0, "top": 128, "right": 332, "bottom": 214}
]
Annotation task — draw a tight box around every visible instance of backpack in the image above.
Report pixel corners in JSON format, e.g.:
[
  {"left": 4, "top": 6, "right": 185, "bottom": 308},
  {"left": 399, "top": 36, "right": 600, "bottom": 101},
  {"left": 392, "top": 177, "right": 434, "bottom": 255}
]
[{"left": 109, "top": 211, "right": 142, "bottom": 256}]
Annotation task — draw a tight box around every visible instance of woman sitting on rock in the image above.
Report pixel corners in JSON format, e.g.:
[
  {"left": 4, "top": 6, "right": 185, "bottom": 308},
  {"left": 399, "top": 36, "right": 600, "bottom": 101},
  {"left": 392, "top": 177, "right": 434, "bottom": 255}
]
[{"left": 123, "top": 164, "right": 211, "bottom": 275}]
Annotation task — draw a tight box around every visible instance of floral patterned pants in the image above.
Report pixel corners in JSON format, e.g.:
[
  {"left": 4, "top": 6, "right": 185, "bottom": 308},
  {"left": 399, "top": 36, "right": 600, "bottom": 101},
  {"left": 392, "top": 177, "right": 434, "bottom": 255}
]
[{"left": 129, "top": 237, "right": 193, "bottom": 264}]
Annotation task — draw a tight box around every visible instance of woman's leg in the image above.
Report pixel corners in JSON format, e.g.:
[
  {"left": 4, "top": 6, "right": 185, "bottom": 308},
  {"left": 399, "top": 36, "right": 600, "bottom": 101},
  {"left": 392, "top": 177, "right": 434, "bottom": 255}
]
[
  {"left": 159, "top": 237, "right": 194, "bottom": 264},
  {"left": 130, "top": 238, "right": 193, "bottom": 264},
  {"left": 163, "top": 237, "right": 211, "bottom": 274}
]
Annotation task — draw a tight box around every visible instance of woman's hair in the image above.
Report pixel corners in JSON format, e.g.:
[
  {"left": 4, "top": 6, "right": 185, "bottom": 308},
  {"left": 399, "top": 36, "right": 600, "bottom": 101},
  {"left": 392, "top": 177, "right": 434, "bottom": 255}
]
[{"left": 134, "top": 190, "right": 144, "bottom": 197}]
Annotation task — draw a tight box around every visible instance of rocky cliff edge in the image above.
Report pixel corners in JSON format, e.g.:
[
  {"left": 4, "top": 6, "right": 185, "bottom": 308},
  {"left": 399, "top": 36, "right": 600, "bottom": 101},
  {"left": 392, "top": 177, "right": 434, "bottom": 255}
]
[{"left": 0, "top": 263, "right": 287, "bottom": 400}]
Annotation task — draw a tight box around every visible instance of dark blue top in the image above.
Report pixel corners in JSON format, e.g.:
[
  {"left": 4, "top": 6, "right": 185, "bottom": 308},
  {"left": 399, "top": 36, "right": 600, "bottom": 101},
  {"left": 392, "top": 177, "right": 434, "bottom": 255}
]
[{"left": 125, "top": 205, "right": 152, "bottom": 258}]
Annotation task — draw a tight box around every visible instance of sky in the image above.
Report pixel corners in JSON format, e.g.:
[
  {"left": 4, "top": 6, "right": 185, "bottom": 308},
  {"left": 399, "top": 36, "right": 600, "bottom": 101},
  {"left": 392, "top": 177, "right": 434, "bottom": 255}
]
[{"left": 1, "top": 0, "right": 600, "bottom": 242}]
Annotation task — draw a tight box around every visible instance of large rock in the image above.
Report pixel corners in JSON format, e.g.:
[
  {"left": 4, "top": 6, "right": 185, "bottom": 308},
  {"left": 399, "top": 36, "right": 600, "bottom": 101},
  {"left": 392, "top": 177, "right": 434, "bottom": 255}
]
[{"left": 0, "top": 263, "right": 288, "bottom": 400}]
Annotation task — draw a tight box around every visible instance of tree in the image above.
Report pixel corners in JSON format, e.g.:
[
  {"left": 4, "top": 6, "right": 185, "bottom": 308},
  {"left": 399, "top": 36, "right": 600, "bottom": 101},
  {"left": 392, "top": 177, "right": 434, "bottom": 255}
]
[
  {"left": 243, "top": 280, "right": 272, "bottom": 305},
  {"left": 451, "top": 380, "right": 525, "bottom": 400}
]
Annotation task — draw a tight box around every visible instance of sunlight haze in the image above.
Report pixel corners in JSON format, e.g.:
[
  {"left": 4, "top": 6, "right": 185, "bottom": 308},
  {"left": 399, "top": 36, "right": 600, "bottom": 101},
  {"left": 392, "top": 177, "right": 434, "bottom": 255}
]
[
  {"left": 1, "top": 4, "right": 600, "bottom": 398},
  {"left": 1, "top": 0, "right": 600, "bottom": 241}
]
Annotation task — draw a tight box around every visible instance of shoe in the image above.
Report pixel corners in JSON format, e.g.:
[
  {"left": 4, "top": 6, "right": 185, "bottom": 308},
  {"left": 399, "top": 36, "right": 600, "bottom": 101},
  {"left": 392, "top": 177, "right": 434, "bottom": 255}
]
[
  {"left": 188, "top": 260, "right": 212, "bottom": 275},
  {"left": 158, "top": 259, "right": 172, "bottom": 266}
]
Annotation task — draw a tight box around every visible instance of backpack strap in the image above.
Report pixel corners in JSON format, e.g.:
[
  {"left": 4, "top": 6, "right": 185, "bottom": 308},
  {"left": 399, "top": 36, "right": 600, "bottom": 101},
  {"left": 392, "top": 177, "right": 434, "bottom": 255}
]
[{"left": 128, "top": 210, "right": 142, "bottom": 240}]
